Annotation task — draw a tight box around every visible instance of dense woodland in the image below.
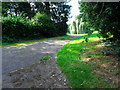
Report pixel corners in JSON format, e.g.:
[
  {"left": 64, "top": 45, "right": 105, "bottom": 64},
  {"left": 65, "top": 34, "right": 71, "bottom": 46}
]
[
  {"left": 79, "top": 2, "right": 120, "bottom": 60},
  {"left": 80, "top": 2, "right": 120, "bottom": 41},
  {"left": 69, "top": 2, "right": 120, "bottom": 60},
  {"left": 1, "top": 2, "right": 70, "bottom": 42}
]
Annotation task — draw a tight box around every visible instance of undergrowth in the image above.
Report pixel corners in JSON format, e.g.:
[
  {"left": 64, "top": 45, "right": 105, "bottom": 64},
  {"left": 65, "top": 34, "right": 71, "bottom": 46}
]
[{"left": 57, "top": 33, "right": 119, "bottom": 88}]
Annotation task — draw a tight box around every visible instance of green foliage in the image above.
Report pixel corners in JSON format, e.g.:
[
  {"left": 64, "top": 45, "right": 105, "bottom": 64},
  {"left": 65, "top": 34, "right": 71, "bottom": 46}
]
[
  {"left": 57, "top": 33, "right": 118, "bottom": 88},
  {"left": 79, "top": 2, "right": 120, "bottom": 41},
  {"left": 2, "top": 35, "right": 72, "bottom": 47},
  {"left": 79, "top": 2, "right": 120, "bottom": 60},
  {"left": 101, "top": 50, "right": 109, "bottom": 56},
  {"left": 102, "top": 40, "right": 120, "bottom": 60},
  {"left": 33, "top": 12, "right": 57, "bottom": 37},
  {"left": 41, "top": 56, "right": 51, "bottom": 60},
  {"left": 72, "top": 21, "right": 77, "bottom": 34},
  {"left": 2, "top": 12, "right": 57, "bottom": 42},
  {"left": 2, "top": 13, "right": 30, "bottom": 42},
  {"left": 2, "top": 2, "right": 35, "bottom": 18},
  {"left": 70, "top": 17, "right": 91, "bottom": 34},
  {"left": 2, "top": 2, "right": 70, "bottom": 43}
]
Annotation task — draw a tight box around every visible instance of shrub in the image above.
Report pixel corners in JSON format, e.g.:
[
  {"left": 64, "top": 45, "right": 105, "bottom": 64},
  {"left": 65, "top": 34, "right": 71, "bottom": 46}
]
[
  {"left": 33, "top": 12, "right": 58, "bottom": 37},
  {"left": 2, "top": 15, "right": 29, "bottom": 40},
  {"left": 1, "top": 12, "right": 67, "bottom": 43}
]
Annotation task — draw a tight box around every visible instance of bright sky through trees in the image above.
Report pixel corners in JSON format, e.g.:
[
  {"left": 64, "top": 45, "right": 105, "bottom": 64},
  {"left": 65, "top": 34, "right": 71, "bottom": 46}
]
[{"left": 67, "top": 0, "right": 79, "bottom": 24}]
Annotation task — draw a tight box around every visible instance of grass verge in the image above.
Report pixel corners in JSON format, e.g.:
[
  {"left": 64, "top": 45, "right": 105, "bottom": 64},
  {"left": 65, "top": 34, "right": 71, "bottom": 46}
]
[
  {"left": 57, "top": 33, "right": 119, "bottom": 88},
  {"left": 1, "top": 35, "right": 81, "bottom": 47}
]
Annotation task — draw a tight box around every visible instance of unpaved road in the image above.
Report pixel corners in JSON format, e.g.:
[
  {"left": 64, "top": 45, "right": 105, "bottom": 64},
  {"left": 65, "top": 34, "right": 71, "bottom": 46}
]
[
  {"left": 2, "top": 39, "right": 71, "bottom": 74},
  {"left": 2, "top": 39, "right": 72, "bottom": 88}
]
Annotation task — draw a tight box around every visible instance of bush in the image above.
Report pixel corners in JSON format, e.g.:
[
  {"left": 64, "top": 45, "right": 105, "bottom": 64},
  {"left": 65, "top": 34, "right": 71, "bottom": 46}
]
[
  {"left": 1, "top": 12, "right": 62, "bottom": 43},
  {"left": 2, "top": 14, "right": 31, "bottom": 40},
  {"left": 33, "top": 12, "right": 58, "bottom": 37},
  {"left": 2, "top": 36, "right": 18, "bottom": 43}
]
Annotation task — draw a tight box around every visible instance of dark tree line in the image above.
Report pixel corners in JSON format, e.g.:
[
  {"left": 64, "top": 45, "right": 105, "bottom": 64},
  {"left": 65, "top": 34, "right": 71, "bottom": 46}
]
[
  {"left": 2, "top": 2, "right": 70, "bottom": 24},
  {"left": 1, "top": 1, "right": 71, "bottom": 42}
]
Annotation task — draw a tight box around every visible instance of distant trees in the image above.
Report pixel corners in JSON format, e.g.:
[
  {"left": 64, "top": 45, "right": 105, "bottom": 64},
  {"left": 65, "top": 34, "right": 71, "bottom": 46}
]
[
  {"left": 72, "top": 21, "right": 77, "bottom": 34},
  {"left": 69, "top": 16, "right": 88, "bottom": 34}
]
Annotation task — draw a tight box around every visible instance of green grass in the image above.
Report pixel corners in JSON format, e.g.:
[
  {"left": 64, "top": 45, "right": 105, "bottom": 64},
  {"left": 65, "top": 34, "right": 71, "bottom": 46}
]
[
  {"left": 41, "top": 56, "right": 51, "bottom": 60},
  {"left": 57, "top": 33, "right": 118, "bottom": 88},
  {"left": 1, "top": 35, "right": 79, "bottom": 47},
  {"left": 36, "top": 56, "right": 52, "bottom": 64}
]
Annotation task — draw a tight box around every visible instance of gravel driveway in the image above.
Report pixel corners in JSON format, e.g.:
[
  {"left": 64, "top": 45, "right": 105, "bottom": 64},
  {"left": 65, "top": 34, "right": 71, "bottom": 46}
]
[{"left": 2, "top": 39, "right": 72, "bottom": 88}]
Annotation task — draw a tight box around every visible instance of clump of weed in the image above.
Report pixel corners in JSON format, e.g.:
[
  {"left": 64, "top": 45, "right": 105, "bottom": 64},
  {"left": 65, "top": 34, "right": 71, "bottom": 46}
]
[{"left": 41, "top": 56, "right": 51, "bottom": 60}]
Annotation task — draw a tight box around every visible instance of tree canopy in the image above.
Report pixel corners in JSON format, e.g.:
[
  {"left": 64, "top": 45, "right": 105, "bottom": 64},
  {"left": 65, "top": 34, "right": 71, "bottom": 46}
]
[
  {"left": 79, "top": 2, "right": 120, "bottom": 42},
  {"left": 1, "top": 1, "right": 71, "bottom": 42}
]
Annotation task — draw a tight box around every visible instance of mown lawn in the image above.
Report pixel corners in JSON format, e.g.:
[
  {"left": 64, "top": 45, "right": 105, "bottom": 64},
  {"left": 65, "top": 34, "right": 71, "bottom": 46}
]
[{"left": 57, "top": 33, "right": 119, "bottom": 88}]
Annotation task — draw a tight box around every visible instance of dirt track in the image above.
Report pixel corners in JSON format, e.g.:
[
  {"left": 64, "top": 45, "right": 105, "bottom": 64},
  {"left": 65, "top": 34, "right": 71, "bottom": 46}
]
[{"left": 2, "top": 39, "right": 71, "bottom": 88}]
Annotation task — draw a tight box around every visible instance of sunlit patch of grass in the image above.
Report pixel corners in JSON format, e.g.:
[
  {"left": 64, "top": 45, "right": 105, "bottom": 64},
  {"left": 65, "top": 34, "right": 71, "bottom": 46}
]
[
  {"left": 1, "top": 35, "right": 70, "bottom": 47},
  {"left": 57, "top": 33, "right": 119, "bottom": 88},
  {"left": 2, "top": 39, "right": 48, "bottom": 47},
  {"left": 15, "top": 43, "right": 26, "bottom": 46},
  {"left": 67, "top": 33, "right": 87, "bottom": 36},
  {"left": 2, "top": 34, "right": 85, "bottom": 47},
  {"left": 2, "top": 33, "right": 87, "bottom": 47}
]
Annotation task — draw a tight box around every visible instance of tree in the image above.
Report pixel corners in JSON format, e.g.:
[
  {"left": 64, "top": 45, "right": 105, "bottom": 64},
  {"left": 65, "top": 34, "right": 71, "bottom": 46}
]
[
  {"left": 79, "top": 2, "right": 120, "bottom": 60},
  {"left": 72, "top": 21, "right": 77, "bottom": 34},
  {"left": 49, "top": 2, "right": 71, "bottom": 35},
  {"left": 79, "top": 2, "right": 120, "bottom": 41},
  {"left": 3, "top": 2, "right": 70, "bottom": 39},
  {"left": 2, "top": 2, "right": 35, "bottom": 18}
]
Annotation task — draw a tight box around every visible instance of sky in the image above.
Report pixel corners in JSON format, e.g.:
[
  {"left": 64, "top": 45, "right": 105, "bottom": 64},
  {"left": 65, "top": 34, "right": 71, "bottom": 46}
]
[{"left": 67, "top": 0, "right": 80, "bottom": 24}]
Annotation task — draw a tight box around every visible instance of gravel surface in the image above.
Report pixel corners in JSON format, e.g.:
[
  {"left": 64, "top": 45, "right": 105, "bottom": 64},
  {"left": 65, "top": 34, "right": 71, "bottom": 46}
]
[{"left": 2, "top": 39, "right": 72, "bottom": 88}]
